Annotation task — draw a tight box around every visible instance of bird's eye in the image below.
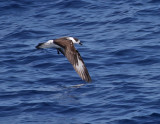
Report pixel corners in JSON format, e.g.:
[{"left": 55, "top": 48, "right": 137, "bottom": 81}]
[{"left": 74, "top": 38, "right": 79, "bottom": 42}]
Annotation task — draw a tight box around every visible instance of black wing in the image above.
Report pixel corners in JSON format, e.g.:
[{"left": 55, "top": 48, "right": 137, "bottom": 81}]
[{"left": 65, "top": 47, "right": 91, "bottom": 82}]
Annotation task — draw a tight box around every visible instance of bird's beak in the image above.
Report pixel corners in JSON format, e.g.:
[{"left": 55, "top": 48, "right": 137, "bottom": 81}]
[{"left": 79, "top": 42, "right": 83, "bottom": 45}]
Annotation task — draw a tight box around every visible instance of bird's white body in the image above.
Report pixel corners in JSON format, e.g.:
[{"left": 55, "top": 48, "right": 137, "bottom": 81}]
[{"left": 40, "top": 40, "right": 61, "bottom": 48}]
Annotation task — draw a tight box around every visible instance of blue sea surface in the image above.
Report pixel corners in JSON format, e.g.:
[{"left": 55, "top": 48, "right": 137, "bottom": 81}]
[{"left": 1, "top": 0, "right": 160, "bottom": 124}]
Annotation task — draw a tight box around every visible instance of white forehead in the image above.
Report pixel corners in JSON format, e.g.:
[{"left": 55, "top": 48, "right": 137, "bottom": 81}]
[{"left": 67, "top": 37, "right": 76, "bottom": 43}]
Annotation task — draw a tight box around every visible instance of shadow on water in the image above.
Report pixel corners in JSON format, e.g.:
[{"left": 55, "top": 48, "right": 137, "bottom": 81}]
[{"left": 64, "top": 83, "right": 88, "bottom": 89}]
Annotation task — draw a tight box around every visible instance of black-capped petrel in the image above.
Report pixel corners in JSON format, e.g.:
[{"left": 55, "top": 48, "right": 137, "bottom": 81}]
[{"left": 36, "top": 37, "right": 91, "bottom": 82}]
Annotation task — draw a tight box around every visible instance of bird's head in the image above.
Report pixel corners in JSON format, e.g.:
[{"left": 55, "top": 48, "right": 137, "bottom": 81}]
[{"left": 66, "top": 37, "right": 82, "bottom": 45}]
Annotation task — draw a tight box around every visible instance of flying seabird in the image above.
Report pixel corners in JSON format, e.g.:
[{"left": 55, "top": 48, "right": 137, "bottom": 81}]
[{"left": 36, "top": 37, "right": 91, "bottom": 82}]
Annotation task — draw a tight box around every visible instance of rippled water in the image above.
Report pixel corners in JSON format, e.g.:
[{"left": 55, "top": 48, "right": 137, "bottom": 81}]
[{"left": 1, "top": 0, "right": 160, "bottom": 123}]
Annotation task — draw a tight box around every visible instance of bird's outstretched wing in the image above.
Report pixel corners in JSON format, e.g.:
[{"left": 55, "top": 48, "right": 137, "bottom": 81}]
[
  {"left": 54, "top": 38, "right": 91, "bottom": 82},
  {"left": 65, "top": 45, "right": 91, "bottom": 82}
]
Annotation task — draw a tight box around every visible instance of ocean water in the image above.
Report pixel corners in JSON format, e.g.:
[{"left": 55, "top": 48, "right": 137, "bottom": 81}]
[{"left": 1, "top": 0, "right": 160, "bottom": 123}]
